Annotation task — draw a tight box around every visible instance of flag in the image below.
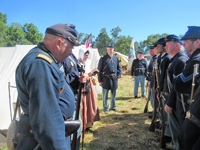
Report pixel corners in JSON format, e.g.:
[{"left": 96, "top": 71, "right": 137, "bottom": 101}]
[
  {"left": 127, "top": 36, "right": 136, "bottom": 71},
  {"left": 84, "top": 34, "right": 92, "bottom": 48}
]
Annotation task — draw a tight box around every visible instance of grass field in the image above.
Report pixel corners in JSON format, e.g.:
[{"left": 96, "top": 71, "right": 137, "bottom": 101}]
[
  {"left": 0, "top": 74, "right": 173, "bottom": 150},
  {"left": 82, "top": 74, "right": 173, "bottom": 150}
]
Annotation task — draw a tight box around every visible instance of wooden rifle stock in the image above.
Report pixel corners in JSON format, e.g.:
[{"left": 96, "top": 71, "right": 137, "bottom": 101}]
[
  {"left": 149, "top": 61, "right": 157, "bottom": 132},
  {"left": 155, "top": 60, "right": 166, "bottom": 148},
  {"left": 71, "top": 65, "right": 84, "bottom": 150},
  {"left": 143, "top": 82, "right": 149, "bottom": 113}
]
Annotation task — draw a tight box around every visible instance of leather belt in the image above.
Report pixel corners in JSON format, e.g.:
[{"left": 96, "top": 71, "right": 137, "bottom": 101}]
[
  {"left": 135, "top": 68, "right": 144, "bottom": 70},
  {"left": 186, "top": 111, "right": 200, "bottom": 128},
  {"left": 105, "top": 73, "right": 116, "bottom": 78}
]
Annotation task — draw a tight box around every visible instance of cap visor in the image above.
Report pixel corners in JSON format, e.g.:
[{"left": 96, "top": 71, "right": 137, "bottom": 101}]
[{"left": 74, "top": 42, "right": 81, "bottom": 46}]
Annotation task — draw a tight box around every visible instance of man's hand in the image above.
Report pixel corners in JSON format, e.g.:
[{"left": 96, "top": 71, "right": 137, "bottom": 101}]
[
  {"left": 157, "top": 94, "right": 160, "bottom": 101},
  {"left": 117, "top": 75, "right": 121, "bottom": 79},
  {"left": 132, "top": 76, "right": 134, "bottom": 78},
  {"left": 78, "top": 74, "right": 89, "bottom": 83},
  {"left": 165, "top": 105, "right": 172, "bottom": 113},
  {"left": 148, "top": 82, "right": 151, "bottom": 88},
  {"left": 99, "top": 82, "right": 103, "bottom": 86},
  {"left": 157, "top": 92, "right": 163, "bottom": 101}
]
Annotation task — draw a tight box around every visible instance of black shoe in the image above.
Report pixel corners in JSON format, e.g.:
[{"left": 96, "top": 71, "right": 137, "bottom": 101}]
[
  {"left": 113, "top": 109, "right": 119, "bottom": 112},
  {"left": 148, "top": 114, "right": 153, "bottom": 119},
  {"left": 134, "top": 96, "right": 138, "bottom": 98},
  {"left": 155, "top": 121, "right": 161, "bottom": 129},
  {"left": 142, "top": 95, "right": 145, "bottom": 97},
  {"left": 165, "top": 136, "right": 172, "bottom": 143}
]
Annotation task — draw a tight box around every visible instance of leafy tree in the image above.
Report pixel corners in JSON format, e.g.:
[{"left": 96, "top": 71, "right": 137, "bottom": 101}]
[
  {"left": 110, "top": 26, "right": 122, "bottom": 44},
  {"left": 114, "top": 35, "right": 132, "bottom": 55},
  {"left": 77, "top": 32, "right": 84, "bottom": 43},
  {"left": 22, "top": 23, "right": 43, "bottom": 44},
  {"left": 134, "top": 33, "right": 169, "bottom": 55},
  {"left": 95, "top": 28, "right": 113, "bottom": 55},
  {"left": 6, "top": 22, "right": 28, "bottom": 46},
  {"left": 0, "top": 12, "right": 8, "bottom": 46}
]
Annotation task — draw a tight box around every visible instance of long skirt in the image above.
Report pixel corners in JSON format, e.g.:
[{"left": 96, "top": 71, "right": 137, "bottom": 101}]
[{"left": 81, "top": 80, "right": 100, "bottom": 129}]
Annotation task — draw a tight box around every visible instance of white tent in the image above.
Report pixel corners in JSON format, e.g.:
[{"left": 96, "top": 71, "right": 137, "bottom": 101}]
[
  {"left": 114, "top": 51, "right": 128, "bottom": 70},
  {"left": 0, "top": 45, "right": 101, "bottom": 147}
]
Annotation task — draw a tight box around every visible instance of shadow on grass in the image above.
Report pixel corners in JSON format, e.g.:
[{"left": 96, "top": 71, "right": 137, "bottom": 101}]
[
  {"left": 83, "top": 113, "right": 163, "bottom": 150},
  {"left": 115, "top": 97, "right": 133, "bottom": 101}
]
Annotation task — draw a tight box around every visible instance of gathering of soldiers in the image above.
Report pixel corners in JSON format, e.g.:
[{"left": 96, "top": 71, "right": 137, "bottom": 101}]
[
  {"left": 10, "top": 23, "right": 200, "bottom": 150},
  {"left": 140, "top": 26, "right": 200, "bottom": 150}
]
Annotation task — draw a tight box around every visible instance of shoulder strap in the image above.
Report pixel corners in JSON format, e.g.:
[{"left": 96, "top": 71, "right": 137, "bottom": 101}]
[
  {"left": 102, "top": 56, "right": 112, "bottom": 72},
  {"left": 167, "top": 71, "right": 173, "bottom": 93},
  {"left": 68, "top": 56, "right": 77, "bottom": 67},
  {"left": 15, "top": 50, "right": 52, "bottom": 120},
  {"left": 37, "top": 54, "right": 53, "bottom": 64}
]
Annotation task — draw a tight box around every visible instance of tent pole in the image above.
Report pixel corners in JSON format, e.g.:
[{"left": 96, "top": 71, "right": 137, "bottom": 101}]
[{"left": 8, "top": 82, "right": 12, "bottom": 122}]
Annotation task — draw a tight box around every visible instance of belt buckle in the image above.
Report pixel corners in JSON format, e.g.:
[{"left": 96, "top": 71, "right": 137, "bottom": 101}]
[{"left": 185, "top": 111, "right": 191, "bottom": 119}]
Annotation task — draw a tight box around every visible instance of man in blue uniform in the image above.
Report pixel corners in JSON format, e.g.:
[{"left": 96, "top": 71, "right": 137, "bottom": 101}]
[
  {"left": 15, "top": 24, "right": 79, "bottom": 150},
  {"left": 146, "top": 45, "right": 157, "bottom": 110},
  {"left": 173, "top": 26, "right": 200, "bottom": 150},
  {"left": 131, "top": 51, "right": 148, "bottom": 98},
  {"left": 98, "top": 44, "right": 121, "bottom": 114},
  {"left": 60, "top": 53, "right": 89, "bottom": 150},
  {"left": 163, "top": 35, "right": 189, "bottom": 150}
]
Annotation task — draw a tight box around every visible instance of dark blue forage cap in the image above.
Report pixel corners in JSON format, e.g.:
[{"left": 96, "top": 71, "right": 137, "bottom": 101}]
[
  {"left": 138, "top": 51, "right": 143, "bottom": 54},
  {"left": 166, "top": 34, "right": 183, "bottom": 44},
  {"left": 107, "top": 43, "right": 114, "bottom": 48},
  {"left": 149, "top": 45, "right": 154, "bottom": 49},
  {"left": 156, "top": 37, "right": 167, "bottom": 45},
  {"left": 45, "top": 23, "right": 80, "bottom": 46},
  {"left": 181, "top": 26, "right": 200, "bottom": 40}
]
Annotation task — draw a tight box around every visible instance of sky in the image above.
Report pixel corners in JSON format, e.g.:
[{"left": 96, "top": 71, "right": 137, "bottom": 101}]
[{"left": 1, "top": 0, "right": 200, "bottom": 43}]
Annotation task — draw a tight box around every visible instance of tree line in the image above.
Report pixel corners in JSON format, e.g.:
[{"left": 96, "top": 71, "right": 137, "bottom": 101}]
[{"left": 1, "top": 12, "right": 181, "bottom": 56}]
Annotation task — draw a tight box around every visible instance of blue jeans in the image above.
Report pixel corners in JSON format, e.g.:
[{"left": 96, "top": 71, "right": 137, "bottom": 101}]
[
  {"left": 102, "top": 87, "right": 116, "bottom": 111},
  {"left": 134, "top": 75, "right": 145, "bottom": 96}
]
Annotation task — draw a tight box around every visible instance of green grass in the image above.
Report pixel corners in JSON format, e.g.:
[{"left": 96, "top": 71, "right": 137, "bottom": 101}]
[
  {"left": 0, "top": 74, "right": 173, "bottom": 150},
  {"left": 82, "top": 74, "right": 173, "bottom": 150}
]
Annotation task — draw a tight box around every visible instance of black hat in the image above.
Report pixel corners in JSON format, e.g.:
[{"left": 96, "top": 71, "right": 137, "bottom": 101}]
[
  {"left": 45, "top": 24, "right": 80, "bottom": 46},
  {"left": 166, "top": 34, "right": 183, "bottom": 44},
  {"left": 181, "top": 26, "right": 200, "bottom": 40},
  {"left": 107, "top": 43, "right": 114, "bottom": 48},
  {"left": 138, "top": 51, "right": 143, "bottom": 54},
  {"left": 149, "top": 45, "right": 154, "bottom": 49},
  {"left": 156, "top": 37, "right": 167, "bottom": 45},
  {"left": 153, "top": 42, "right": 157, "bottom": 47}
]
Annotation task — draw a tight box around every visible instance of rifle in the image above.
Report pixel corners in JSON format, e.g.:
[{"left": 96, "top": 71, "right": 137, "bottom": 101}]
[
  {"left": 71, "top": 65, "right": 84, "bottom": 150},
  {"left": 154, "top": 59, "right": 166, "bottom": 148},
  {"left": 143, "top": 82, "right": 150, "bottom": 113},
  {"left": 190, "top": 64, "right": 199, "bottom": 104},
  {"left": 148, "top": 60, "right": 157, "bottom": 132}
]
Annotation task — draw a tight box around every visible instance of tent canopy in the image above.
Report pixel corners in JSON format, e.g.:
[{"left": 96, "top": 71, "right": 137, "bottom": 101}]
[{"left": 0, "top": 45, "right": 101, "bottom": 131}]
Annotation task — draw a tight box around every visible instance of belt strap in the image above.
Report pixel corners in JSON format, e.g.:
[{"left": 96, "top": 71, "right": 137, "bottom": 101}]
[
  {"left": 135, "top": 68, "right": 144, "bottom": 70},
  {"left": 186, "top": 111, "right": 200, "bottom": 128}
]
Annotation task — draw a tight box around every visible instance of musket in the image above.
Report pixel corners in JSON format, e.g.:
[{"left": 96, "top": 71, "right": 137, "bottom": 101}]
[
  {"left": 148, "top": 60, "right": 157, "bottom": 132},
  {"left": 71, "top": 65, "right": 84, "bottom": 150},
  {"left": 143, "top": 82, "right": 150, "bottom": 113},
  {"left": 190, "top": 64, "right": 199, "bottom": 104},
  {"left": 155, "top": 59, "right": 166, "bottom": 148}
]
